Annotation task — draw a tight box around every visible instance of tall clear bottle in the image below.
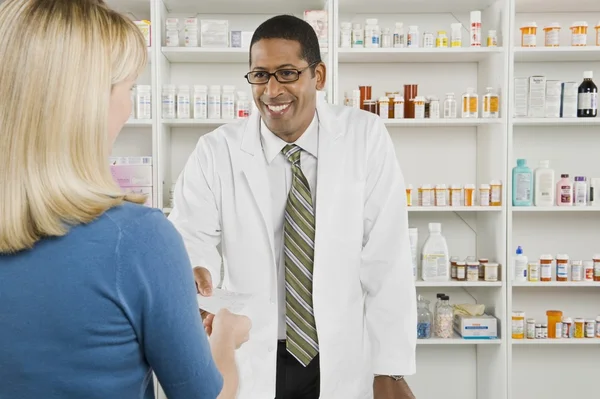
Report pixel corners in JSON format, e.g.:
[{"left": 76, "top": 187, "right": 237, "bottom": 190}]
[
  {"left": 461, "top": 88, "right": 478, "bottom": 118},
  {"left": 435, "top": 295, "right": 454, "bottom": 338},
  {"left": 421, "top": 223, "right": 450, "bottom": 281},
  {"left": 482, "top": 87, "right": 499, "bottom": 118},
  {"left": 443, "top": 93, "right": 457, "bottom": 118},
  {"left": 417, "top": 296, "right": 433, "bottom": 339}
]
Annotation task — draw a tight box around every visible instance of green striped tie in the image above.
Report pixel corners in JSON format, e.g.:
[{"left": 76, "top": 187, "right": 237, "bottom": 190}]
[{"left": 282, "top": 144, "right": 319, "bottom": 367}]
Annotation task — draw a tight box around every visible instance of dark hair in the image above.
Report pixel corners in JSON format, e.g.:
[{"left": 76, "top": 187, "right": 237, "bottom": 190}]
[{"left": 249, "top": 14, "right": 322, "bottom": 70}]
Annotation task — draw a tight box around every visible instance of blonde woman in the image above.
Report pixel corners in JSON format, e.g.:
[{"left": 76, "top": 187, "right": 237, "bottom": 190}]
[{"left": 0, "top": 1, "right": 249, "bottom": 398}]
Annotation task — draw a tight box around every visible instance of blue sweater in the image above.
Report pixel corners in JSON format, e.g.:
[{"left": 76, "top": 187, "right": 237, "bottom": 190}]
[{"left": 0, "top": 203, "right": 223, "bottom": 398}]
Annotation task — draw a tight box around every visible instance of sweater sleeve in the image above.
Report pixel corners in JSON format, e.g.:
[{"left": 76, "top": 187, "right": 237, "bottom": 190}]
[{"left": 115, "top": 209, "right": 223, "bottom": 399}]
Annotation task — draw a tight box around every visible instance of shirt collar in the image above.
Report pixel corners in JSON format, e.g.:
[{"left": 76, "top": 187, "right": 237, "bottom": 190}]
[{"left": 260, "top": 112, "right": 319, "bottom": 164}]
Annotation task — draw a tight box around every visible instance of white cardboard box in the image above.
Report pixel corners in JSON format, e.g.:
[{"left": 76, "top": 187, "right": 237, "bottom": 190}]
[{"left": 453, "top": 314, "right": 498, "bottom": 339}]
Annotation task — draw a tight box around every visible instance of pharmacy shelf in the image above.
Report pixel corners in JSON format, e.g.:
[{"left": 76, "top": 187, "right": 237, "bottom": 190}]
[
  {"left": 162, "top": 47, "right": 329, "bottom": 63},
  {"left": 409, "top": 206, "right": 502, "bottom": 212},
  {"left": 512, "top": 281, "right": 600, "bottom": 287},
  {"left": 512, "top": 118, "right": 600, "bottom": 126},
  {"left": 340, "top": 0, "right": 497, "bottom": 13},
  {"left": 162, "top": 119, "right": 240, "bottom": 127},
  {"left": 385, "top": 119, "right": 501, "bottom": 127},
  {"left": 516, "top": 0, "right": 600, "bottom": 12},
  {"left": 125, "top": 119, "right": 153, "bottom": 127},
  {"left": 512, "top": 339, "right": 600, "bottom": 345},
  {"left": 416, "top": 281, "right": 503, "bottom": 287},
  {"left": 512, "top": 206, "right": 600, "bottom": 212},
  {"left": 162, "top": 0, "right": 325, "bottom": 14},
  {"left": 337, "top": 47, "right": 503, "bottom": 63},
  {"left": 513, "top": 47, "right": 600, "bottom": 62},
  {"left": 418, "top": 335, "right": 502, "bottom": 345}
]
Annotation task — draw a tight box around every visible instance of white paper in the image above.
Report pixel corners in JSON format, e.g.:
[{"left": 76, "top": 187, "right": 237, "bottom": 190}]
[{"left": 197, "top": 288, "right": 254, "bottom": 314}]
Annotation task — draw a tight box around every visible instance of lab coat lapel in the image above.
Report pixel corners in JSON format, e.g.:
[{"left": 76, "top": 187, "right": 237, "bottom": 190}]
[
  {"left": 239, "top": 113, "right": 276, "bottom": 265},
  {"left": 314, "top": 103, "right": 344, "bottom": 243}
]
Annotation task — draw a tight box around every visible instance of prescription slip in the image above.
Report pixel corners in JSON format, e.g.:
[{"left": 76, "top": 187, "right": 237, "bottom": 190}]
[
  {"left": 197, "top": 289, "right": 255, "bottom": 314},
  {"left": 453, "top": 314, "right": 498, "bottom": 339}
]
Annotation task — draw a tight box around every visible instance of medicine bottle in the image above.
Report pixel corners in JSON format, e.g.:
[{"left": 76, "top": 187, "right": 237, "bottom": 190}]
[
  {"left": 526, "top": 318, "right": 536, "bottom": 339},
  {"left": 593, "top": 255, "right": 600, "bottom": 281},
  {"left": 449, "top": 185, "right": 462, "bottom": 206},
  {"left": 544, "top": 23, "right": 561, "bottom": 47},
  {"left": 351, "top": 23, "right": 364, "bottom": 47},
  {"left": 585, "top": 320, "right": 596, "bottom": 338},
  {"left": 464, "top": 184, "right": 475, "bottom": 206},
  {"left": 193, "top": 85, "right": 208, "bottom": 119},
  {"left": 470, "top": 10, "right": 481, "bottom": 47},
  {"left": 483, "top": 87, "right": 499, "bottom": 118},
  {"left": 340, "top": 22, "right": 352, "bottom": 48},
  {"left": 574, "top": 318, "right": 585, "bottom": 338},
  {"left": 556, "top": 254, "right": 569, "bottom": 281},
  {"left": 393, "top": 22, "right": 405, "bottom": 48},
  {"left": 461, "top": 88, "right": 478, "bottom": 118},
  {"left": 165, "top": 18, "right": 180, "bottom": 47},
  {"left": 365, "top": 19, "right": 380, "bottom": 48},
  {"left": 573, "top": 176, "right": 587, "bottom": 205},
  {"left": 436, "top": 31, "right": 448, "bottom": 48},
  {"left": 570, "top": 21, "right": 588, "bottom": 46},
  {"left": 546, "top": 310, "right": 563, "bottom": 338},
  {"left": 443, "top": 93, "right": 457, "bottom": 118},
  {"left": 385, "top": 92, "right": 398, "bottom": 118},
  {"left": 596, "top": 316, "right": 600, "bottom": 338},
  {"left": 479, "top": 184, "right": 490, "bottom": 206},
  {"left": 512, "top": 311, "right": 525, "bottom": 339},
  {"left": 162, "top": 84, "right": 176, "bottom": 119},
  {"left": 528, "top": 262, "right": 540, "bottom": 282},
  {"left": 378, "top": 96, "right": 389, "bottom": 119},
  {"left": 208, "top": 85, "right": 221, "bottom": 119},
  {"left": 539, "top": 254, "right": 553, "bottom": 282},
  {"left": 393, "top": 95, "right": 405, "bottom": 118},
  {"left": 562, "top": 317, "right": 573, "bottom": 338},
  {"left": 381, "top": 28, "right": 392, "bottom": 48},
  {"left": 221, "top": 86, "right": 236, "bottom": 119},
  {"left": 466, "top": 262, "right": 479, "bottom": 282},
  {"left": 176, "top": 85, "right": 191, "bottom": 119},
  {"left": 583, "top": 260, "right": 594, "bottom": 281},
  {"left": 236, "top": 92, "right": 250, "bottom": 119},
  {"left": 407, "top": 26, "right": 419, "bottom": 48},
  {"left": 487, "top": 30, "right": 497, "bottom": 47},
  {"left": 413, "top": 96, "right": 426, "bottom": 119},
  {"left": 434, "top": 184, "right": 447, "bottom": 206},
  {"left": 429, "top": 96, "right": 440, "bottom": 119},
  {"left": 490, "top": 180, "right": 502, "bottom": 206},
  {"left": 456, "top": 261, "right": 466, "bottom": 281},
  {"left": 423, "top": 32, "right": 434, "bottom": 48},
  {"left": 406, "top": 184, "right": 413, "bottom": 206},
  {"left": 451, "top": 23, "right": 462, "bottom": 47},
  {"left": 419, "top": 184, "right": 433, "bottom": 206},
  {"left": 449, "top": 257, "right": 459, "bottom": 280},
  {"left": 596, "top": 22, "right": 600, "bottom": 46},
  {"left": 484, "top": 262, "right": 498, "bottom": 282},
  {"left": 571, "top": 260, "right": 583, "bottom": 281},
  {"left": 134, "top": 85, "right": 152, "bottom": 119},
  {"left": 520, "top": 22, "right": 537, "bottom": 47},
  {"left": 577, "top": 71, "right": 598, "bottom": 118}
]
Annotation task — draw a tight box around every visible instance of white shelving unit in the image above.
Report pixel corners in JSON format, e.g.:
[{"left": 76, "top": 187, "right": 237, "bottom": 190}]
[
  {"left": 107, "top": 0, "right": 600, "bottom": 398},
  {"left": 507, "top": 1, "right": 600, "bottom": 399}
]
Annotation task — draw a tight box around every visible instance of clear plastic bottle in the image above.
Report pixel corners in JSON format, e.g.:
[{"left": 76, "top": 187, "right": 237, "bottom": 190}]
[
  {"left": 443, "top": 93, "right": 457, "bottom": 118},
  {"left": 483, "top": 87, "right": 500, "bottom": 118},
  {"left": 340, "top": 22, "right": 352, "bottom": 48},
  {"left": 162, "top": 84, "right": 176, "bottom": 119},
  {"left": 193, "top": 85, "right": 207, "bottom": 119},
  {"left": 381, "top": 28, "right": 392, "bottom": 48},
  {"left": 393, "top": 22, "right": 405, "bottom": 48},
  {"left": 221, "top": 85, "right": 236, "bottom": 119},
  {"left": 176, "top": 85, "right": 190, "bottom": 119},
  {"left": 208, "top": 85, "right": 221, "bottom": 119},
  {"left": 236, "top": 92, "right": 250, "bottom": 118},
  {"left": 461, "top": 88, "right": 479, "bottom": 118},
  {"left": 351, "top": 23, "right": 364, "bottom": 48},
  {"left": 417, "top": 296, "right": 433, "bottom": 339},
  {"left": 421, "top": 222, "right": 450, "bottom": 281},
  {"left": 364, "top": 18, "right": 380, "bottom": 48},
  {"left": 135, "top": 85, "right": 152, "bottom": 119},
  {"left": 435, "top": 295, "right": 453, "bottom": 338},
  {"left": 407, "top": 25, "right": 419, "bottom": 48},
  {"left": 451, "top": 23, "right": 462, "bottom": 47}
]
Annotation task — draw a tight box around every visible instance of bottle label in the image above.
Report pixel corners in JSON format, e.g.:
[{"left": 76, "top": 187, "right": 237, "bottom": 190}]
[
  {"left": 559, "top": 185, "right": 572, "bottom": 204},
  {"left": 557, "top": 263, "right": 568, "bottom": 279},
  {"left": 515, "top": 173, "right": 531, "bottom": 201},
  {"left": 578, "top": 92, "right": 597, "bottom": 110}
]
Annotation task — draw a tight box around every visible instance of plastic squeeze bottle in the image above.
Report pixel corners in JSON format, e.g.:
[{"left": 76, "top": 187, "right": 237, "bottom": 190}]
[
  {"left": 421, "top": 223, "right": 450, "bottom": 282},
  {"left": 514, "top": 246, "right": 528, "bottom": 282},
  {"left": 534, "top": 160, "right": 555, "bottom": 207},
  {"left": 556, "top": 174, "right": 573, "bottom": 206},
  {"left": 512, "top": 159, "right": 533, "bottom": 206}
]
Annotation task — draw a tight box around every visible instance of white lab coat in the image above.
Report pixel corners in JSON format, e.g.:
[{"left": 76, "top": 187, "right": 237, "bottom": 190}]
[{"left": 168, "top": 101, "right": 417, "bottom": 399}]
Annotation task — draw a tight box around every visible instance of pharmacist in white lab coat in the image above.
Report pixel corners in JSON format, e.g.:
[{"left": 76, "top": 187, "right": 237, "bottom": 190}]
[{"left": 168, "top": 14, "right": 417, "bottom": 399}]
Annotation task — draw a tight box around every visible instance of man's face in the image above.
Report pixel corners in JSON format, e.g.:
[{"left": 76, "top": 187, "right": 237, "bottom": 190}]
[{"left": 249, "top": 38, "right": 326, "bottom": 141}]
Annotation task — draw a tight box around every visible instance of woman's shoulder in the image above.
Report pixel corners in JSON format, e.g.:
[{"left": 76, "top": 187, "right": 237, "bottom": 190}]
[{"left": 103, "top": 202, "right": 173, "bottom": 236}]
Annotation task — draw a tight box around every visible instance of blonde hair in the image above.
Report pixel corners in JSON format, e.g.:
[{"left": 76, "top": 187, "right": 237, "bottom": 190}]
[{"left": 0, "top": 0, "right": 148, "bottom": 253}]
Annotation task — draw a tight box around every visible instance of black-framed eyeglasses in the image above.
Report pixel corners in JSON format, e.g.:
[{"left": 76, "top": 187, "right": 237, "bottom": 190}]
[{"left": 244, "top": 62, "right": 318, "bottom": 85}]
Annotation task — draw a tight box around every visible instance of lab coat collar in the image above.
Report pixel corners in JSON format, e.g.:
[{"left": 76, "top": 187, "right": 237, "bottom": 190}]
[{"left": 260, "top": 113, "right": 319, "bottom": 164}]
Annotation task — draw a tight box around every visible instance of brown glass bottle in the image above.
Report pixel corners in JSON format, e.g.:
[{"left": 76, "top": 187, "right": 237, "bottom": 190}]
[{"left": 577, "top": 71, "right": 598, "bottom": 117}]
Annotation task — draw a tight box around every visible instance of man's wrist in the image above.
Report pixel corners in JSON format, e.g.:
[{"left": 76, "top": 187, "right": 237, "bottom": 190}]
[{"left": 374, "top": 374, "right": 404, "bottom": 381}]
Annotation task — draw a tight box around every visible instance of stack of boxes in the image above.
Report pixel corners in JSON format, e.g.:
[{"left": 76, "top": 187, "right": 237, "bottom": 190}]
[
  {"left": 514, "top": 75, "right": 579, "bottom": 118},
  {"left": 109, "top": 157, "right": 153, "bottom": 207}
]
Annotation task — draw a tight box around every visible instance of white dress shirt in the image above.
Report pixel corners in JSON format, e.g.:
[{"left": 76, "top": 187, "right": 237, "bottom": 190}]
[{"left": 259, "top": 113, "right": 319, "bottom": 340}]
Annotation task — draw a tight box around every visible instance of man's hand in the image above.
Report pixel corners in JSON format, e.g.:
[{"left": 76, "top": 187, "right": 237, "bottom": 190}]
[
  {"left": 194, "top": 266, "right": 215, "bottom": 335},
  {"left": 374, "top": 376, "right": 416, "bottom": 399}
]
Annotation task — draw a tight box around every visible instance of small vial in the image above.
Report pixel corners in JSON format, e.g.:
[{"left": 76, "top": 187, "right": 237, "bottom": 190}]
[
  {"left": 535, "top": 323, "right": 542, "bottom": 339},
  {"left": 162, "top": 84, "right": 176, "bottom": 119},
  {"left": 487, "top": 30, "right": 498, "bottom": 47},
  {"left": 236, "top": 92, "right": 250, "bottom": 118},
  {"left": 413, "top": 96, "right": 425, "bottom": 119},
  {"left": 176, "top": 85, "right": 191, "bottom": 119},
  {"left": 571, "top": 260, "right": 583, "bottom": 281},
  {"left": 443, "top": 93, "right": 457, "bottom": 118},
  {"left": 135, "top": 85, "right": 152, "bottom": 119},
  {"left": 526, "top": 318, "right": 536, "bottom": 339},
  {"left": 556, "top": 254, "right": 569, "bottom": 281},
  {"left": 541, "top": 324, "right": 548, "bottom": 339},
  {"left": 193, "top": 85, "right": 208, "bottom": 119},
  {"left": 429, "top": 96, "right": 440, "bottom": 119},
  {"left": 393, "top": 95, "right": 404, "bottom": 118}
]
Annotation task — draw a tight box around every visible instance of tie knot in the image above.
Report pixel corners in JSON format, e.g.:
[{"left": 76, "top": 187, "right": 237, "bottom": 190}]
[{"left": 282, "top": 144, "right": 301, "bottom": 165}]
